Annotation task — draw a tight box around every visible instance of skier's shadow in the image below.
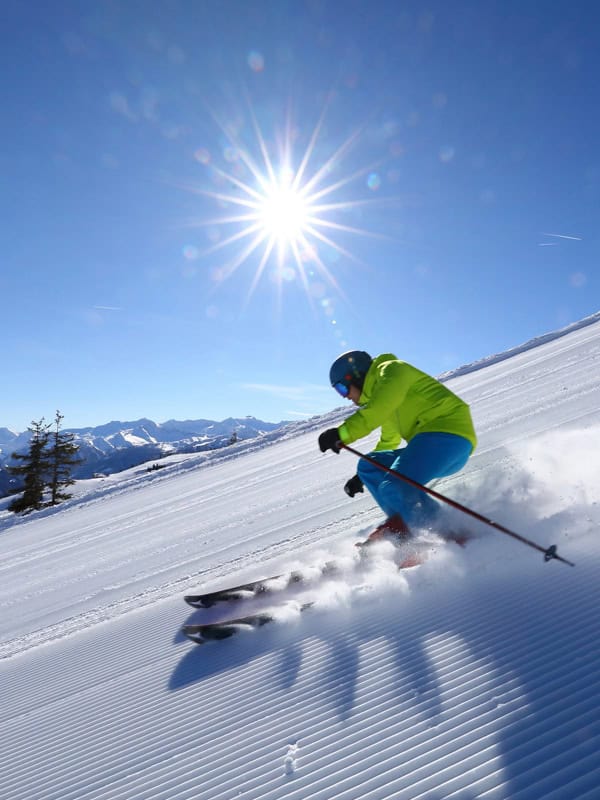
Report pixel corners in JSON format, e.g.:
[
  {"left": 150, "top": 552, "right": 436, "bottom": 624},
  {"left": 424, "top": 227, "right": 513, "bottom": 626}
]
[
  {"left": 168, "top": 518, "right": 498, "bottom": 718},
  {"left": 169, "top": 622, "right": 307, "bottom": 692},
  {"left": 168, "top": 602, "right": 439, "bottom": 724}
]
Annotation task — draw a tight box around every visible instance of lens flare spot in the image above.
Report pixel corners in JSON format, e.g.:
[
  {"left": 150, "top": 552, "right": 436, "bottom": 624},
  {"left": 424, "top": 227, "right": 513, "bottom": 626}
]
[
  {"left": 367, "top": 172, "right": 381, "bottom": 191},
  {"left": 321, "top": 299, "right": 335, "bottom": 317},
  {"left": 194, "top": 148, "right": 211, "bottom": 165},
  {"left": 206, "top": 226, "right": 221, "bottom": 244},
  {"left": 439, "top": 145, "right": 455, "bottom": 163},
  {"left": 211, "top": 266, "right": 226, "bottom": 283},
  {"left": 248, "top": 51, "right": 265, "bottom": 72},
  {"left": 183, "top": 244, "right": 199, "bottom": 260},
  {"left": 281, "top": 266, "right": 296, "bottom": 282},
  {"left": 299, "top": 243, "right": 318, "bottom": 263},
  {"left": 223, "top": 146, "right": 239, "bottom": 162}
]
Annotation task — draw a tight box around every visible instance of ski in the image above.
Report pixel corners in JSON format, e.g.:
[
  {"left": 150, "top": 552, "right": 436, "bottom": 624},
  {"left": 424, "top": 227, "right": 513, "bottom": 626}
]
[
  {"left": 182, "top": 602, "right": 314, "bottom": 644},
  {"left": 181, "top": 532, "right": 474, "bottom": 644},
  {"left": 184, "top": 530, "right": 474, "bottom": 613},
  {"left": 184, "top": 573, "right": 285, "bottom": 608},
  {"left": 184, "top": 562, "right": 340, "bottom": 608}
]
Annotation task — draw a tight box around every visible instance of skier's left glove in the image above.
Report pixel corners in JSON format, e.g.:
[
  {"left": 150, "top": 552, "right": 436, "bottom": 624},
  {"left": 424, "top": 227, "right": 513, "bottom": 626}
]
[
  {"left": 318, "top": 428, "right": 342, "bottom": 454},
  {"left": 344, "top": 474, "right": 364, "bottom": 497}
]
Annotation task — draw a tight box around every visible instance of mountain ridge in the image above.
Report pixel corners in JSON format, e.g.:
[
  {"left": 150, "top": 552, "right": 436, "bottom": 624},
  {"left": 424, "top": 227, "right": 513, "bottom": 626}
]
[{"left": 0, "top": 415, "right": 289, "bottom": 496}]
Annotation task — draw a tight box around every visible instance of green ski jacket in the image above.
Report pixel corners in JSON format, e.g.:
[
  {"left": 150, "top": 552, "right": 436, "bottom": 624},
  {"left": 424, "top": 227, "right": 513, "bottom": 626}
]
[{"left": 337, "top": 353, "right": 477, "bottom": 452}]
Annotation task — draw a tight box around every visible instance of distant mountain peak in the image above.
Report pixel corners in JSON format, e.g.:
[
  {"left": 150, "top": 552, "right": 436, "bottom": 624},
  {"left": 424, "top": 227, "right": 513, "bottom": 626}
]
[{"left": 0, "top": 415, "right": 290, "bottom": 494}]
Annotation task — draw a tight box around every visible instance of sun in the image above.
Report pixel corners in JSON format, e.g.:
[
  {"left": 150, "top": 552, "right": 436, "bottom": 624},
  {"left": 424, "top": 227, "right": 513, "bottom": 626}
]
[
  {"left": 257, "top": 170, "right": 308, "bottom": 246},
  {"left": 185, "top": 99, "right": 384, "bottom": 305}
]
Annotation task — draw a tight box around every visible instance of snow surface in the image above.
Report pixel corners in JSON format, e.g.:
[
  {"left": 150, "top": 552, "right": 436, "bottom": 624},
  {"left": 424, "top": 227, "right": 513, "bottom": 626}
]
[{"left": 1, "top": 316, "right": 600, "bottom": 800}]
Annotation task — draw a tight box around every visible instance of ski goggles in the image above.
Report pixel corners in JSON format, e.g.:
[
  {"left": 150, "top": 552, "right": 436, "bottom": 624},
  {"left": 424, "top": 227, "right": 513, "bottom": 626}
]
[{"left": 333, "top": 381, "right": 350, "bottom": 398}]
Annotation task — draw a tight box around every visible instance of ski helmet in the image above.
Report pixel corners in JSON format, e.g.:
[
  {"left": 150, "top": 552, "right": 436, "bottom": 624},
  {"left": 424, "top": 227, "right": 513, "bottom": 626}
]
[{"left": 329, "top": 350, "right": 372, "bottom": 397}]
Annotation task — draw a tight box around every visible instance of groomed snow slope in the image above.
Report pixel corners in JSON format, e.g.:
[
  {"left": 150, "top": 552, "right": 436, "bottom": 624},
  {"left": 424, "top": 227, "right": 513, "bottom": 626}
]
[{"left": 1, "top": 316, "right": 600, "bottom": 800}]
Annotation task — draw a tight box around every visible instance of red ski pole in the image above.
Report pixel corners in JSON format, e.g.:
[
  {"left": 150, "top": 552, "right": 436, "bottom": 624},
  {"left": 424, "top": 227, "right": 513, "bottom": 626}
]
[{"left": 340, "top": 443, "right": 575, "bottom": 567}]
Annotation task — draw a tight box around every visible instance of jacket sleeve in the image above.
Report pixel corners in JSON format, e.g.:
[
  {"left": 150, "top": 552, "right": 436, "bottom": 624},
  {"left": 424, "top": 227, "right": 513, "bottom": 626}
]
[
  {"left": 374, "top": 419, "right": 402, "bottom": 451},
  {"left": 338, "top": 361, "right": 409, "bottom": 447}
]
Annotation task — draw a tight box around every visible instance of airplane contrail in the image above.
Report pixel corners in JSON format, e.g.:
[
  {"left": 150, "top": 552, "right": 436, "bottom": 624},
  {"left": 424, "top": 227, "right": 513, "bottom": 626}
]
[{"left": 541, "top": 232, "right": 582, "bottom": 241}]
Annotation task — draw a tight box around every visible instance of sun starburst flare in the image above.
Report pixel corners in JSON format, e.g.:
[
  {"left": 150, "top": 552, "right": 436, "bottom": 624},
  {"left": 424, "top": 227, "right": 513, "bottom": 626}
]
[
  {"left": 258, "top": 170, "right": 308, "bottom": 244},
  {"left": 183, "top": 99, "right": 389, "bottom": 307}
]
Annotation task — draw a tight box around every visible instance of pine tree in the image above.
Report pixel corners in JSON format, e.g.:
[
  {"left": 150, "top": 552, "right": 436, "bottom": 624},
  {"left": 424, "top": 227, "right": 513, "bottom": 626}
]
[
  {"left": 8, "top": 419, "right": 52, "bottom": 513},
  {"left": 47, "top": 411, "right": 82, "bottom": 506}
]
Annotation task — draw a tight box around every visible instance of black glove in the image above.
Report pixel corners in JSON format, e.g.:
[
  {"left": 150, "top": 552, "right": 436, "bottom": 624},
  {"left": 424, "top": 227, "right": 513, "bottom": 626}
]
[
  {"left": 318, "top": 428, "right": 342, "bottom": 454},
  {"left": 344, "top": 474, "right": 364, "bottom": 497}
]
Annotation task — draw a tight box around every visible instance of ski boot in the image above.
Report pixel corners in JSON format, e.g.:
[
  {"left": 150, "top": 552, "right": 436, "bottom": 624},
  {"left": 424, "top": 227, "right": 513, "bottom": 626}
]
[{"left": 356, "top": 514, "right": 411, "bottom": 548}]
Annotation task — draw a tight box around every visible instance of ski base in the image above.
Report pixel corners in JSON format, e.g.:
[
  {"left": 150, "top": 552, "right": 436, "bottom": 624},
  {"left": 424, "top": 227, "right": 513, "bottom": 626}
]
[
  {"left": 183, "top": 612, "right": 275, "bottom": 642},
  {"left": 184, "top": 562, "right": 340, "bottom": 608},
  {"left": 184, "top": 574, "right": 284, "bottom": 608},
  {"left": 183, "top": 603, "right": 314, "bottom": 644}
]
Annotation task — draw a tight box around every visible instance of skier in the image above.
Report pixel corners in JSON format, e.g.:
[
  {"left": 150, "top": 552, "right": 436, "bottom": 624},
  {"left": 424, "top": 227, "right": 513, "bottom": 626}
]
[{"left": 318, "top": 351, "right": 477, "bottom": 543}]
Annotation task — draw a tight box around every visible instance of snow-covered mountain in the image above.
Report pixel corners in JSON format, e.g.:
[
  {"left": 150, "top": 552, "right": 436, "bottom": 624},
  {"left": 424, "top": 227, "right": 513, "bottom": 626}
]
[
  {"left": 0, "top": 415, "right": 288, "bottom": 491},
  {"left": 1, "top": 313, "right": 599, "bottom": 799}
]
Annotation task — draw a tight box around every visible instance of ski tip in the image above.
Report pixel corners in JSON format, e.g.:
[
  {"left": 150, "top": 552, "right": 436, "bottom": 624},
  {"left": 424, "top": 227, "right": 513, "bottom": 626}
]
[
  {"left": 182, "top": 629, "right": 207, "bottom": 645},
  {"left": 182, "top": 624, "right": 239, "bottom": 644},
  {"left": 184, "top": 592, "right": 247, "bottom": 608},
  {"left": 182, "top": 613, "right": 276, "bottom": 644},
  {"left": 184, "top": 596, "right": 209, "bottom": 608}
]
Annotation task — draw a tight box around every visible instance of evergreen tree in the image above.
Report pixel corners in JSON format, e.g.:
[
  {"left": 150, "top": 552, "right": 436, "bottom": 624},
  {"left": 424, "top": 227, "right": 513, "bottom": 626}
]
[
  {"left": 47, "top": 411, "right": 82, "bottom": 505},
  {"left": 8, "top": 419, "right": 52, "bottom": 513}
]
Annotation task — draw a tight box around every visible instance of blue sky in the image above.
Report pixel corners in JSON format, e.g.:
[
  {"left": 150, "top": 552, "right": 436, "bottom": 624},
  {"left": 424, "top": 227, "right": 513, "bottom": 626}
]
[{"left": 2, "top": 0, "right": 599, "bottom": 432}]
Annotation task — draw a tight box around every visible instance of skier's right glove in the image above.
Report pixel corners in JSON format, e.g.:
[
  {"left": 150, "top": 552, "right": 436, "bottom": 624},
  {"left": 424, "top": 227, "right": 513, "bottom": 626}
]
[
  {"left": 344, "top": 474, "right": 364, "bottom": 497},
  {"left": 318, "top": 428, "right": 342, "bottom": 454}
]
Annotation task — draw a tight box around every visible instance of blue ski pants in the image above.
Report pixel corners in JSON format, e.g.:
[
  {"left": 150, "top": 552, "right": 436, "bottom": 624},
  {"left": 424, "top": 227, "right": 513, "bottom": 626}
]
[{"left": 356, "top": 432, "right": 473, "bottom": 527}]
